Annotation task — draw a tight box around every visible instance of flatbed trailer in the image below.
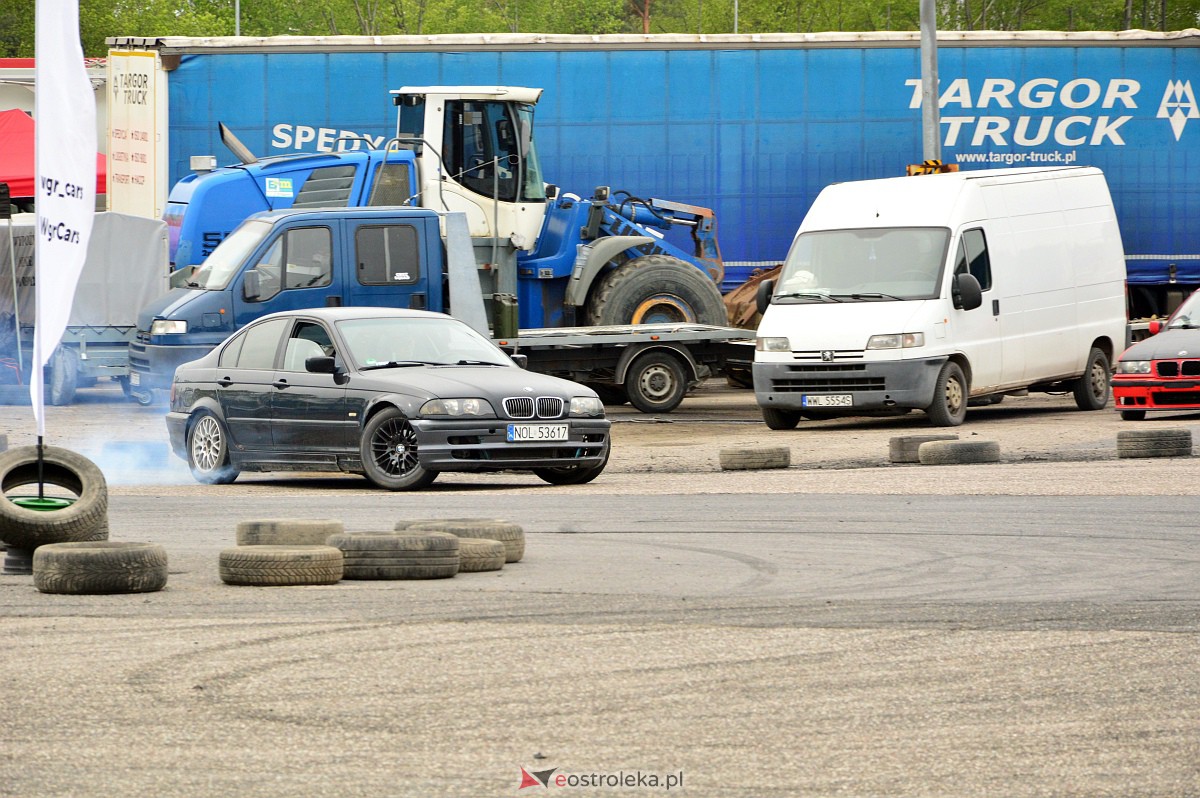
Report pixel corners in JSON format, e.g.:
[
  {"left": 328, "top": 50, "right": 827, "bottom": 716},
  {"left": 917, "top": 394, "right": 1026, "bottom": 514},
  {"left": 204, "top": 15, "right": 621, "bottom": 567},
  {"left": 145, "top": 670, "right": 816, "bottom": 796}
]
[{"left": 497, "top": 323, "right": 755, "bottom": 413}]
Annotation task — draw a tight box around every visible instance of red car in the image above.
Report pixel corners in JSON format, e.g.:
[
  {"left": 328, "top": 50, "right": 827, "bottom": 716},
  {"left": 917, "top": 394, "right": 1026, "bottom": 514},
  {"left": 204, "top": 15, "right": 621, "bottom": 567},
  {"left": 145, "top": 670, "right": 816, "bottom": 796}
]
[{"left": 1113, "top": 291, "right": 1200, "bottom": 420}]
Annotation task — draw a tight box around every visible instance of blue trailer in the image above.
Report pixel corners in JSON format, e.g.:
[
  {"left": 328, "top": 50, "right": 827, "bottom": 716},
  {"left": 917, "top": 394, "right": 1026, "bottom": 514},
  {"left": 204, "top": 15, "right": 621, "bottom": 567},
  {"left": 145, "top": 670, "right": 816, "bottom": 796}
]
[{"left": 107, "top": 31, "right": 1200, "bottom": 317}]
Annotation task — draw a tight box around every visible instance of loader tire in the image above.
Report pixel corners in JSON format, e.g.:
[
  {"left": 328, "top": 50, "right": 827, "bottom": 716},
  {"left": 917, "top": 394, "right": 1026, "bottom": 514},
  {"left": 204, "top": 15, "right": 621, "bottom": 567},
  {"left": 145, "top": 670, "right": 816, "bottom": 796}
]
[
  {"left": 1116, "top": 428, "right": 1193, "bottom": 459},
  {"left": 218, "top": 545, "right": 344, "bottom": 586},
  {"left": 718, "top": 446, "right": 791, "bottom": 471},
  {"left": 236, "top": 518, "right": 346, "bottom": 547},
  {"left": 0, "top": 446, "right": 108, "bottom": 550},
  {"left": 404, "top": 519, "right": 525, "bottom": 563},
  {"left": 586, "top": 254, "right": 726, "bottom": 326},
  {"left": 917, "top": 440, "right": 1001, "bottom": 465},
  {"left": 889, "top": 434, "right": 959, "bottom": 464},
  {"left": 34, "top": 541, "right": 168, "bottom": 595}
]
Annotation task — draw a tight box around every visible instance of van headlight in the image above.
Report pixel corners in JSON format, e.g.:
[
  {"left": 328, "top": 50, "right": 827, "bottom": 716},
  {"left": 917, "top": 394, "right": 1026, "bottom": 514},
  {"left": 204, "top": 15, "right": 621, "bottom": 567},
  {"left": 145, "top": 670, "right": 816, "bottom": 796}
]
[
  {"left": 419, "top": 398, "right": 495, "bottom": 417},
  {"left": 570, "top": 397, "right": 604, "bottom": 417},
  {"left": 867, "top": 332, "right": 925, "bottom": 350},
  {"left": 150, "top": 319, "right": 188, "bottom": 335},
  {"left": 756, "top": 337, "right": 791, "bottom": 352},
  {"left": 1116, "top": 360, "right": 1151, "bottom": 374}
]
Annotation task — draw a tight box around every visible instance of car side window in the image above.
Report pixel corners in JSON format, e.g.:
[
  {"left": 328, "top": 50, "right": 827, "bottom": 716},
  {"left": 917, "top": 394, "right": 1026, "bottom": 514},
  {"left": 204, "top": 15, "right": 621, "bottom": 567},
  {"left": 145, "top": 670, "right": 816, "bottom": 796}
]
[
  {"left": 235, "top": 318, "right": 289, "bottom": 370},
  {"left": 356, "top": 224, "right": 420, "bottom": 285},
  {"left": 282, "top": 321, "right": 336, "bottom": 371},
  {"left": 953, "top": 228, "right": 992, "bottom": 291},
  {"left": 218, "top": 331, "right": 246, "bottom": 368}
]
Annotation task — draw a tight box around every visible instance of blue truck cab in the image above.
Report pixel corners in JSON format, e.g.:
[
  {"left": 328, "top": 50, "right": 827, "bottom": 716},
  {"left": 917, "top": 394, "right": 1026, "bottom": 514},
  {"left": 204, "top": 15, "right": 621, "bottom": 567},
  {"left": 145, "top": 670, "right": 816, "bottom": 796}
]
[
  {"left": 165, "top": 148, "right": 418, "bottom": 272},
  {"left": 131, "top": 206, "right": 445, "bottom": 396}
]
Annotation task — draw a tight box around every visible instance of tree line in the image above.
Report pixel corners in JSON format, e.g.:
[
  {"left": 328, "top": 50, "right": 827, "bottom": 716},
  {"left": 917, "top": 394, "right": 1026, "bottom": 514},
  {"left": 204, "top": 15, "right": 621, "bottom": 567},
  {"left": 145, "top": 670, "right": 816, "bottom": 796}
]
[{"left": 0, "top": 0, "right": 1195, "bottom": 58}]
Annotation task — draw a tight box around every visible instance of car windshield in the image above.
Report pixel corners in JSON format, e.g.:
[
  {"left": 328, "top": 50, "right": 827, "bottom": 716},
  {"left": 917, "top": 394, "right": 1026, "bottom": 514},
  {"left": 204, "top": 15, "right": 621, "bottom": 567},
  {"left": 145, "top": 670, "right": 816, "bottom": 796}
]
[
  {"left": 336, "top": 316, "right": 511, "bottom": 370},
  {"left": 189, "top": 219, "right": 274, "bottom": 290},
  {"left": 1168, "top": 291, "right": 1200, "bottom": 329},
  {"left": 775, "top": 227, "right": 950, "bottom": 302}
]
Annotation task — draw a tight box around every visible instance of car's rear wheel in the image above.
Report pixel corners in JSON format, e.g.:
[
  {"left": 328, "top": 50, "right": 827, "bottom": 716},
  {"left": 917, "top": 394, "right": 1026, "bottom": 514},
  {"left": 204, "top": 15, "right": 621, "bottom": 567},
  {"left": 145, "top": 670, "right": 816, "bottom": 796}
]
[
  {"left": 187, "top": 411, "right": 239, "bottom": 484},
  {"left": 361, "top": 407, "right": 438, "bottom": 491}
]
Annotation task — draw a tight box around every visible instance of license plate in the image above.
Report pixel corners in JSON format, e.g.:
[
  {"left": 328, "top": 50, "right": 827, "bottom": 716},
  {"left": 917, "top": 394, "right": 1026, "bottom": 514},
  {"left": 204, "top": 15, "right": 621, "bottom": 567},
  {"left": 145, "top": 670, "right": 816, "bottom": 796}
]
[
  {"left": 802, "top": 394, "right": 852, "bottom": 407},
  {"left": 129, "top": 372, "right": 140, "bottom": 386},
  {"left": 507, "top": 423, "right": 568, "bottom": 442}
]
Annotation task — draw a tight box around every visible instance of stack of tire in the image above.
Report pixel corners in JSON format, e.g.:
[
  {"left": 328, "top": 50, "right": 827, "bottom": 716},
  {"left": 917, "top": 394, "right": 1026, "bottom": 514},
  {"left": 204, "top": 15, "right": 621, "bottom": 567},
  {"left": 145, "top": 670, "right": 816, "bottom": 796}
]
[
  {"left": 326, "top": 531, "right": 462, "bottom": 580},
  {"left": 0, "top": 445, "right": 168, "bottom": 595},
  {"left": 399, "top": 518, "right": 524, "bottom": 571},
  {"left": 219, "top": 519, "right": 347, "bottom": 586}
]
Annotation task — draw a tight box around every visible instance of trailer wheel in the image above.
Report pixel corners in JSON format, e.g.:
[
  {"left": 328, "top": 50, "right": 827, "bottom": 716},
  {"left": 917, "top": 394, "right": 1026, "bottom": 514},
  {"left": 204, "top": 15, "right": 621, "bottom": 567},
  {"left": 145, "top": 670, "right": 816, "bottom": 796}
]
[
  {"left": 46, "top": 346, "right": 78, "bottom": 406},
  {"left": 186, "top": 411, "right": 240, "bottom": 485},
  {"left": 625, "top": 351, "right": 688, "bottom": 413},
  {"left": 761, "top": 407, "right": 801, "bottom": 430},
  {"left": 926, "top": 361, "right": 967, "bottom": 427},
  {"left": 1072, "top": 347, "right": 1111, "bottom": 411},
  {"left": 586, "top": 254, "right": 727, "bottom": 326}
]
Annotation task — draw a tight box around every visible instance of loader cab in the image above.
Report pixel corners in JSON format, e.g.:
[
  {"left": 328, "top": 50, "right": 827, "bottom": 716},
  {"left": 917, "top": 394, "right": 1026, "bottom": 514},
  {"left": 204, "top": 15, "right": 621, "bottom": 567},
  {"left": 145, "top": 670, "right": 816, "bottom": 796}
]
[{"left": 392, "top": 87, "right": 547, "bottom": 251}]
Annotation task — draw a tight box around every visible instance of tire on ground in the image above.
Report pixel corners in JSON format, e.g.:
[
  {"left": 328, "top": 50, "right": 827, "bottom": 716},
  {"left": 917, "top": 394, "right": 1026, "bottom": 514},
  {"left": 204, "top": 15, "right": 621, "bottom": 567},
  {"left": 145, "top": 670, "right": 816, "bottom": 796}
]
[
  {"left": 403, "top": 519, "right": 526, "bottom": 563},
  {"left": 327, "top": 532, "right": 460, "bottom": 579},
  {"left": 586, "top": 254, "right": 727, "bottom": 327},
  {"left": 917, "top": 440, "right": 1001, "bottom": 465},
  {"left": 457, "top": 538, "right": 506, "bottom": 573},
  {"left": 218, "top": 545, "right": 344, "bottom": 586},
  {"left": 237, "top": 518, "right": 346, "bottom": 546},
  {"left": 1116, "top": 428, "right": 1193, "bottom": 459},
  {"left": 0, "top": 445, "right": 108, "bottom": 550},
  {"left": 889, "top": 434, "right": 959, "bottom": 464},
  {"left": 34, "top": 541, "right": 168, "bottom": 595},
  {"left": 718, "top": 446, "right": 791, "bottom": 471}
]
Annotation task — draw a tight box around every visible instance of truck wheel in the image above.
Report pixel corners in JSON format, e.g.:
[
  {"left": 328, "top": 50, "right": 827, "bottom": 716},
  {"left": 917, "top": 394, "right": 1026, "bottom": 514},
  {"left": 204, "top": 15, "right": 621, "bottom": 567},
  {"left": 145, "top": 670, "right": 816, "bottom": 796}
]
[
  {"left": 761, "top": 407, "right": 801, "bottom": 430},
  {"left": 625, "top": 351, "right": 688, "bottom": 413},
  {"left": 1072, "top": 346, "right": 1111, "bottom": 410},
  {"left": 586, "top": 254, "right": 727, "bottom": 326},
  {"left": 186, "top": 411, "right": 240, "bottom": 485},
  {"left": 533, "top": 444, "right": 610, "bottom": 486},
  {"left": 46, "top": 346, "right": 78, "bottom": 406},
  {"left": 926, "top": 361, "right": 967, "bottom": 427},
  {"left": 361, "top": 407, "right": 438, "bottom": 490}
]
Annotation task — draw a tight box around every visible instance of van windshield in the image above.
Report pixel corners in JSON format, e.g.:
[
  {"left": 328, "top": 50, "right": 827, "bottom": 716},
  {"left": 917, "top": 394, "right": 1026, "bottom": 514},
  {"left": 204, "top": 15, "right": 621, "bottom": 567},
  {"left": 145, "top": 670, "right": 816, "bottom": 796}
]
[
  {"left": 775, "top": 227, "right": 950, "bottom": 302},
  {"left": 189, "top": 219, "right": 275, "bottom": 290}
]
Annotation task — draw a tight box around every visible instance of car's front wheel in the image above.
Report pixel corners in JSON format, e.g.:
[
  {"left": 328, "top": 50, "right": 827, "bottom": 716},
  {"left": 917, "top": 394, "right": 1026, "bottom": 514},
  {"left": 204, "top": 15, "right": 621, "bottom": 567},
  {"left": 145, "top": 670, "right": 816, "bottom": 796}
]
[
  {"left": 187, "top": 411, "right": 240, "bottom": 485},
  {"left": 360, "top": 408, "right": 438, "bottom": 491},
  {"left": 533, "top": 445, "right": 610, "bottom": 486}
]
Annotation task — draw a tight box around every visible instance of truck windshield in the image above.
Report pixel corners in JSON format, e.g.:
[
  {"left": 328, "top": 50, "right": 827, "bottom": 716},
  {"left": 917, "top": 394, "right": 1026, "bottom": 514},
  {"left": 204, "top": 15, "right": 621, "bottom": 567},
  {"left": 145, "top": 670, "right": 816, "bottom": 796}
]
[
  {"left": 776, "top": 227, "right": 950, "bottom": 302},
  {"left": 190, "top": 219, "right": 275, "bottom": 290}
]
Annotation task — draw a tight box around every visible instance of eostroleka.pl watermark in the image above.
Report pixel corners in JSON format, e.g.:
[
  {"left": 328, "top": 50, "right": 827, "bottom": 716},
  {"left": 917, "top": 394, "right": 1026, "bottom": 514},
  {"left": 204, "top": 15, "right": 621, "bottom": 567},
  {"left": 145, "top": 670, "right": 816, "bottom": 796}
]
[{"left": 518, "top": 767, "right": 684, "bottom": 791}]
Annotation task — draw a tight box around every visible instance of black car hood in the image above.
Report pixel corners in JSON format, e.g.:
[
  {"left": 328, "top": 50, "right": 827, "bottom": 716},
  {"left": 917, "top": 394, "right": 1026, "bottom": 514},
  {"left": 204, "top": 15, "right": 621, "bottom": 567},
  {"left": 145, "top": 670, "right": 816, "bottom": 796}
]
[
  {"left": 353, "top": 364, "right": 592, "bottom": 402},
  {"left": 1122, "top": 329, "right": 1200, "bottom": 361}
]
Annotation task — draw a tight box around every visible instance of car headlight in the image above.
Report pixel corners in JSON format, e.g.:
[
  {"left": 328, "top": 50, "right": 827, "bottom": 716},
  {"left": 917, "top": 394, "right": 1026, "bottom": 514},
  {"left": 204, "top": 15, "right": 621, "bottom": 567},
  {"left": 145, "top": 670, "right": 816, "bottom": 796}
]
[
  {"left": 569, "top": 396, "right": 604, "bottom": 417},
  {"left": 756, "top": 336, "right": 790, "bottom": 352},
  {"left": 150, "top": 319, "right": 187, "bottom": 335},
  {"left": 419, "top": 398, "right": 495, "bottom": 417},
  {"left": 866, "top": 332, "right": 925, "bottom": 350},
  {"left": 1116, "top": 360, "right": 1151, "bottom": 374}
]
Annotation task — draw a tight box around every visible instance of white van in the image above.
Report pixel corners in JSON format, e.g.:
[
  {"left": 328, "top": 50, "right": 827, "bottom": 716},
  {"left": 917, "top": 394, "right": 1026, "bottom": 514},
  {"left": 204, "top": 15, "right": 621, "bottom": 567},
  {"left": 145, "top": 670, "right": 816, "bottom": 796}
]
[{"left": 752, "top": 166, "right": 1128, "bottom": 428}]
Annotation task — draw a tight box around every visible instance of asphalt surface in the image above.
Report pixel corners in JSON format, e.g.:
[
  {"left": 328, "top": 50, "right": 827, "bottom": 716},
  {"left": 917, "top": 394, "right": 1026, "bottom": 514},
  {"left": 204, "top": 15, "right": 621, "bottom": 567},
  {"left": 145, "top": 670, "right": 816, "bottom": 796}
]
[{"left": 1, "top": 381, "right": 1198, "bottom": 797}]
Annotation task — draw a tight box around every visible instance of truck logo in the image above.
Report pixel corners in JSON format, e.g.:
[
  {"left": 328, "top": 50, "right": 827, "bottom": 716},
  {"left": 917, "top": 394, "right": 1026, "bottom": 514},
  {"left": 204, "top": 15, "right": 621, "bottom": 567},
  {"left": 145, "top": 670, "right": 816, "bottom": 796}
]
[
  {"left": 1157, "top": 80, "right": 1199, "bottom": 141},
  {"left": 821, "top": 350, "right": 835, "bottom": 362}
]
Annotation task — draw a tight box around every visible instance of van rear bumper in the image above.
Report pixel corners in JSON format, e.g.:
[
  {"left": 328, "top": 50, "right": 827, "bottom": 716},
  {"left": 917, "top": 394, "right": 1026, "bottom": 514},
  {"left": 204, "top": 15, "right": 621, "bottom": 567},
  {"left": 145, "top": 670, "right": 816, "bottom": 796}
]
[{"left": 753, "top": 356, "right": 946, "bottom": 413}]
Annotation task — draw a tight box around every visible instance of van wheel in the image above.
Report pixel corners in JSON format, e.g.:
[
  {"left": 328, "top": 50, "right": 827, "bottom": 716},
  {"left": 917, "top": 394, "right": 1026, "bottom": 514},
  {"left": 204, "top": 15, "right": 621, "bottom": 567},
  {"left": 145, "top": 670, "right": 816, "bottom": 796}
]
[
  {"left": 926, "top": 361, "right": 967, "bottom": 427},
  {"left": 762, "top": 407, "right": 801, "bottom": 430},
  {"left": 1073, "top": 347, "right": 1111, "bottom": 410}
]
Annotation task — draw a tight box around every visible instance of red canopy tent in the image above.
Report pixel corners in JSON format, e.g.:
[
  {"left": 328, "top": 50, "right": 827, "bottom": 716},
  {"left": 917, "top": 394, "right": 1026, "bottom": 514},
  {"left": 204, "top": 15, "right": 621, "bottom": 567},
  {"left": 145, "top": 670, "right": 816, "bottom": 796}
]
[{"left": 0, "top": 108, "right": 107, "bottom": 198}]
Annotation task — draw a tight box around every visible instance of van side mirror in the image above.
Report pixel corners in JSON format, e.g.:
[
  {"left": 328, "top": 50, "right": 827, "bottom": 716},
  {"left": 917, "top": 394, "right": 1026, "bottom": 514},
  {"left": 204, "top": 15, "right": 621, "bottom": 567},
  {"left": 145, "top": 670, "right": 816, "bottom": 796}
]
[
  {"left": 755, "top": 279, "right": 776, "bottom": 316},
  {"left": 952, "top": 272, "right": 983, "bottom": 311},
  {"left": 243, "top": 269, "right": 261, "bottom": 300},
  {"left": 510, "top": 353, "right": 529, "bottom": 369}
]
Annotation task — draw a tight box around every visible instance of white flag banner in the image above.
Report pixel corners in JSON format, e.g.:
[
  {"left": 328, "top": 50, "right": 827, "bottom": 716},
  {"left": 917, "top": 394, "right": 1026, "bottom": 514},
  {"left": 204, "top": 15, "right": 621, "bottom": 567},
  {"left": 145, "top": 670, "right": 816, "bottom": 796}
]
[{"left": 32, "top": 0, "right": 96, "bottom": 434}]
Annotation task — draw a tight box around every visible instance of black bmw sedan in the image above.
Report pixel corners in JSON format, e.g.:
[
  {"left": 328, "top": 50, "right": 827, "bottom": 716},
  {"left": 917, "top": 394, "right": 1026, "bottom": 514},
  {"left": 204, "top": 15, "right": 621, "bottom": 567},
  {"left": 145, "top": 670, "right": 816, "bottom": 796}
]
[{"left": 166, "top": 308, "right": 611, "bottom": 490}]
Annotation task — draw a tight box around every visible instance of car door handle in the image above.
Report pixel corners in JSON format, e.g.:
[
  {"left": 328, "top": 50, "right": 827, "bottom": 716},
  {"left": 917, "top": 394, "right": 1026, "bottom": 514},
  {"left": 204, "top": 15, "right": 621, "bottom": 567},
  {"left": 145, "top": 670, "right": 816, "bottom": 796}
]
[
  {"left": 217, "top": 377, "right": 233, "bottom": 387},
  {"left": 272, "top": 379, "right": 290, "bottom": 389}
]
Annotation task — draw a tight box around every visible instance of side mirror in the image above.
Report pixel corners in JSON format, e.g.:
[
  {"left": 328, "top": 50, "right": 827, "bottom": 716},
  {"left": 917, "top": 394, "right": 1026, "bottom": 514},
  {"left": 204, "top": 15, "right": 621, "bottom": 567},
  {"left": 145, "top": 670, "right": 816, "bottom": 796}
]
[
  {"left": 510, "top": 353, "right": 529, "bottom": 370},
  {"left": 952, "top": 272, "right": 983, "bottom": 311},
  {"left": 242, "top": 269, "right": 261, "bottom": 300},
  {"left": 1148, "top": 320, "right": 1162, "bottom": 335},
  {"left": 755, "top": 279, "right": 776, "bottom": 316},
  {"left": 305, "top": 355, "right": 337, "bottom": 374}
]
